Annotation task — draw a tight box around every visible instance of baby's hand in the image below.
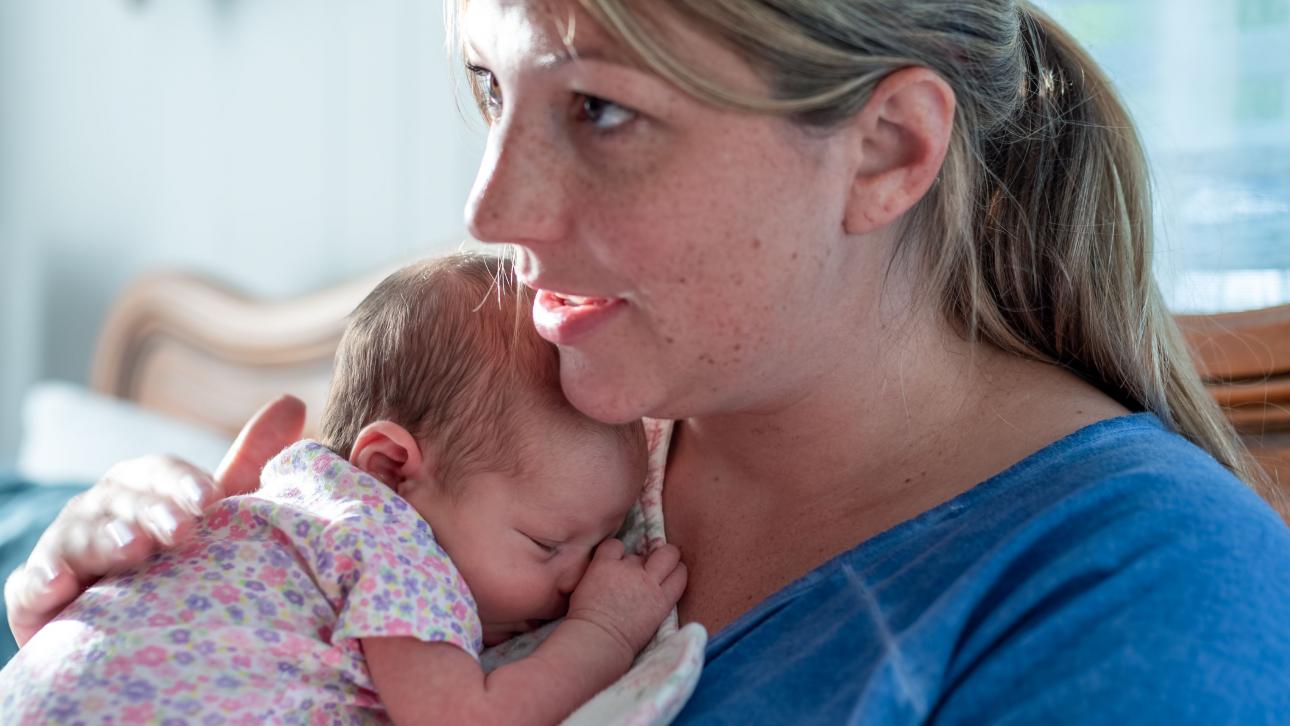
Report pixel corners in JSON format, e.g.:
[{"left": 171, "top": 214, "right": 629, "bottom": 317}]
[{"left": 566, "top": 540, "right": 687, "bottom": 663}]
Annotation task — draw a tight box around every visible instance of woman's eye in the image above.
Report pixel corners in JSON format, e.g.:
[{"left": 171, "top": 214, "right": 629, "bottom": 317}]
[
  {"left": 466, "top": 64, "right": 503, "bottom": 122},
  {"left": 576, "top": 95, "right": 636, "bottom": 132}
]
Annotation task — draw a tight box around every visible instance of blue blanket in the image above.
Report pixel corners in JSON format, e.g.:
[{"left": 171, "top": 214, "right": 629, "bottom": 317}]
[{"left": 0, "top": 473, "right": 87, "bottom": 665}]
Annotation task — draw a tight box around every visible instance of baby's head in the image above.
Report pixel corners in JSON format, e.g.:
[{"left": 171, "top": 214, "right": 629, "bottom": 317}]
[{"left": 320, "top": 253, "right": 646, "bottom": 646}]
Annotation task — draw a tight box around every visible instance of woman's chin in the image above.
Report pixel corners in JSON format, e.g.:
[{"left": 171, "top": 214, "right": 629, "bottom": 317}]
[{"left": 559, "top": 361, "right": 657, "bottom": 425}]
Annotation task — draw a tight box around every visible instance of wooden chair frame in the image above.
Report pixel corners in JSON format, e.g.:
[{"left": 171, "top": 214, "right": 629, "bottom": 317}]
[{"left": 1178, "top": 305, "right": 1290, "bottom": 497}]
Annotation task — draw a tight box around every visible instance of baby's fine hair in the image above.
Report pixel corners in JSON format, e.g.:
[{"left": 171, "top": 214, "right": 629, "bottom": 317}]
[{"left": 320, "top": 253, "right": 634, "bottom": 488}]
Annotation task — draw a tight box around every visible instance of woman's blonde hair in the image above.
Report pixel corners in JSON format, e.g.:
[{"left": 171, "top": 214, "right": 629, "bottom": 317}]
[{"left": 449, "top": 1, "right": 1283, "bottom": 511}]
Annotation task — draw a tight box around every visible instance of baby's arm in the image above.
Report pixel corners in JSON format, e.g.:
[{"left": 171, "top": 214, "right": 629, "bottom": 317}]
[{"left": 363, "top": 541, "right": 687, "bottom": 725}]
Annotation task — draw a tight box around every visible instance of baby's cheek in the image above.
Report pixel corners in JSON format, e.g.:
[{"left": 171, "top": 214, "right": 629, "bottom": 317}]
[{"left": 472, "top": 569, "right": 537, "bottom": 621}]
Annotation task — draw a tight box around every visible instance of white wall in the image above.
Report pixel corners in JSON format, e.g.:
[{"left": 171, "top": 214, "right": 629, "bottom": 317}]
[{"left": 0, "top": 0, "right": 485, "bottom": 463}]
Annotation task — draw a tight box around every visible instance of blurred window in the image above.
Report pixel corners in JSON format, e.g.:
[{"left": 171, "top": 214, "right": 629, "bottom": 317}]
[{"left": 1036, "top": 0, "right": 1290, "bottom": 312}]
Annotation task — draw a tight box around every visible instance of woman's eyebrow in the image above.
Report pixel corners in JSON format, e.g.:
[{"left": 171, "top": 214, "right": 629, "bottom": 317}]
[
  {"left": 536, "top": 46, "right": 641, "bottom": 72},
  {"left": 464, "top": 34, "right": 643, "bottom": 74}
]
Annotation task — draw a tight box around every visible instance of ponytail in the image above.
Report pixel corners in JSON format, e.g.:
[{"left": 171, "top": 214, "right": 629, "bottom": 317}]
[{"left": 940, "top": 5, "right": 1281, "bottom": 511}]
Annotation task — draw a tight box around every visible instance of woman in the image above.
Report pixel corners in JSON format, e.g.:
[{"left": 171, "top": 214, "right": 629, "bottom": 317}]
[{"left": 9, "top": 0, "right": 1290, "bottom": 721}]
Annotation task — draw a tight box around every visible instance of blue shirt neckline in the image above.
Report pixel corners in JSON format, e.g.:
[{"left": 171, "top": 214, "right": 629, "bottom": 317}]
[{"left": 701, "top": 411, "right": 1165, "bottom": 655}]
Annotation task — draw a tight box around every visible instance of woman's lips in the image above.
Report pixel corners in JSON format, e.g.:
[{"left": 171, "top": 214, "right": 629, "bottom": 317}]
[{"left": 533, "top": 289, "right": 626, "bottom": 345}]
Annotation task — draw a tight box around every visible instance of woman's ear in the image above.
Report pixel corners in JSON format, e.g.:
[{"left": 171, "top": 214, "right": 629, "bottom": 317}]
[
  {"left": 842, "top": 66, "right": 956, "bottom": 235},
  {"left": 349, "top": 421, "right": 430, "bottom": 492}
]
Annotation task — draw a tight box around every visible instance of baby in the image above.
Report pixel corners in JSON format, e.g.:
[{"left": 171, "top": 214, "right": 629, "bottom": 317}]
[{"left": 0, "top": 254, "right": 686, "bottom": 724}]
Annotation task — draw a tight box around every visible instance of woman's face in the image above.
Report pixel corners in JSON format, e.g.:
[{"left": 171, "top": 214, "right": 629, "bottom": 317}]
[{"left": 461, "top": 0, "right": 884, "bottom": 423}]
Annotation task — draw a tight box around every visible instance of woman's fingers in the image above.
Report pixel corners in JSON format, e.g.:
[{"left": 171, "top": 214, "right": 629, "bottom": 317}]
[
  {"left": 68, "top": 457, "right": 212, "bottom": 561},
  {"left": 91, "top": 457, "right": 212, "bottom": 528},
  {"left": 215, "top": 395, "right": 306, "bottom": 497},
  {"left": 6, "top": 463, "right": 209, "bottom": 646},
  {"left": 4, "top": 395, "right": 304, "bottom": 648},
  {"left": 31, "top": 495, "right": 112, "bottom": 580},
  {"left": 28, "top": 489, "right": 152, "bottom": 587},
  {"left": 4, "top": 557, "right": 77, "bottom": 646},
  {"left": 5, "top": 451, "right": 209, "bottom": 644},
  {"left": 99, "top": 518, "right": 156, "bottom": 567}
]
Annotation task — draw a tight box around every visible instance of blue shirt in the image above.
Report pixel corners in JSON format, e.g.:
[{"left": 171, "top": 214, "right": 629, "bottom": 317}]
[{"left": 675, "top": 414, "right": 1290, "bottom": 724}]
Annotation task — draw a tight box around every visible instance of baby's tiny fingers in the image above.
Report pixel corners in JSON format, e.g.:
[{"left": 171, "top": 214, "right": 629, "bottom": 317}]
[
  {"left": 659, "top": 562, "right": 688, "bottom": 604},
  {"left": 593, "top": 538, "right": 626, "bottom": 561},
  {"left": 644, "top": 545, "right": 681, "bottom": 582}
]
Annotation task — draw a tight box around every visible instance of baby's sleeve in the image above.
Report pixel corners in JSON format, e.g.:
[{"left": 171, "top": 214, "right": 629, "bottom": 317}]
[{"left": 316, "top": 496, "right": 484, "bottom": 659}]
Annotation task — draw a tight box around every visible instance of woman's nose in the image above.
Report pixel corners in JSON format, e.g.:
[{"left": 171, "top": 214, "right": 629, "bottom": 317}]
[{"left": 464, "top": 118, "right": 570, "bottom": 248}]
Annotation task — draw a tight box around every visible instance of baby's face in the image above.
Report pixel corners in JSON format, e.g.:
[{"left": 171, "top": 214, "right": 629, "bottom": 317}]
[{"left": 421, "top": 423, "right": 644, "bottom": 646}]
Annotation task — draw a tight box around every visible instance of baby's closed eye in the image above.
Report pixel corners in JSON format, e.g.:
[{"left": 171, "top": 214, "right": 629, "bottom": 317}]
[{"left": 523, "top": 533, "right": 560, "bottom": 556}]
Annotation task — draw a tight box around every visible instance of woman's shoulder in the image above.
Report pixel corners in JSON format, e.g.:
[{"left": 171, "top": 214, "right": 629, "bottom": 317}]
[
  {"left": 982, "top": 411, "right": 1287, "bottom": 554},
  {"left": 918, "top": 412, "right": 1290, "bottom": 721},
  {"left": 988, "top": 411, "right": 1248, "bottom": 497},
  {"left": 980, "top": 409, "right": 1289, "bottom": 581},
  {"left": 873, "top": 411, "right": 1290, "bottom": 608},
  {"left": 686, "top": 413, "right": 1290, "bottom": 723}
]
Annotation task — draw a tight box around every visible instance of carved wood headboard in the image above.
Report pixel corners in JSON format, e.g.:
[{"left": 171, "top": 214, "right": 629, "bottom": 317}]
[
  {"left": 88, "top": 268, "right": 1290, "bottom": 506},
  {"left": 89, "top": 268, "right": 396, "bottom": 441}
]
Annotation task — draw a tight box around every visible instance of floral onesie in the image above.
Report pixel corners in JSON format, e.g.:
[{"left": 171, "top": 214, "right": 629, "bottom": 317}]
[{"left": 0, "top": 441, "right": 481, "bottom": 724}]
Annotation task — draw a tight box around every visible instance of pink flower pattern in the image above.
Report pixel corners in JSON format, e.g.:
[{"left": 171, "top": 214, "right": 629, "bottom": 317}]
[
  {"left": 3, "top": 423, "right": 699, "bottom": 725},
  {"left": 0, "top": 441, "right": 481, "bottom": 722}
]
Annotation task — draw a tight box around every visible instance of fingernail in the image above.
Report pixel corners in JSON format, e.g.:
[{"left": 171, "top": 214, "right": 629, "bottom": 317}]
[
  {"left": 106, "top": 519, "right": 136, "bottom": 548},
  {"left": 28, "top": 559, "right": 58, "bottom": 586},
  {"left": 178, "top": 475, "right": 206, "bottom": 514},
  {"left": 146, "top": 505, "right": 179, "bottom": 538}
]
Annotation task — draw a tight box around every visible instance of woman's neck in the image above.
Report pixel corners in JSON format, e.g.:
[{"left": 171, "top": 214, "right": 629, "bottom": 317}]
[
  {"left": 675, "top": 318, "right": 991, "bottom": 498},
  {"left": 662, "top": 314, "right": 1128, "bottom": 633}
]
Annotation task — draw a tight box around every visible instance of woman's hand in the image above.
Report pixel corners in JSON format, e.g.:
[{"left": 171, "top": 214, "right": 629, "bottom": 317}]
[{"left": 3, "top": 394, "right": 306, "bottom": 646}]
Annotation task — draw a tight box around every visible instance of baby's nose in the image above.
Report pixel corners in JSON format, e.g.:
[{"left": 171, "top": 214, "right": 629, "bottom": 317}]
[
  {"left": 556, "top": 559, "right": 589, "bottom": 596},
  {"left": 557, "top": 590, "right": 571, "bottom": 612},
  {"left": 538, "top": 591, "right": 571, "bottom": 622}
]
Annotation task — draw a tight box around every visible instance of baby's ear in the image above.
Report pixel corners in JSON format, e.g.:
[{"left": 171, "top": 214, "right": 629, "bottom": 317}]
[{"left": 349, "top": 421, "right": 425, "bottom": 489}]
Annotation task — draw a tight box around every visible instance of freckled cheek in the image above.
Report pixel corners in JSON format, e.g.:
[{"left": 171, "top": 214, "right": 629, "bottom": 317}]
[
  {"left": 596, "top": 171, "right": 794, "bottom": 341},
  {"left": 651, "top": 272, "right": 776, "bottom": 367}
]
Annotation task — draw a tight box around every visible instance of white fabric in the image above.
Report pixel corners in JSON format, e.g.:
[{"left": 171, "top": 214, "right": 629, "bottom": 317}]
[
  {"left": 563, "top": 623, "right": 707, "bottom": 726},
  {"left": 15, "top": 381, "right": 233, "bottom": 484}
]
